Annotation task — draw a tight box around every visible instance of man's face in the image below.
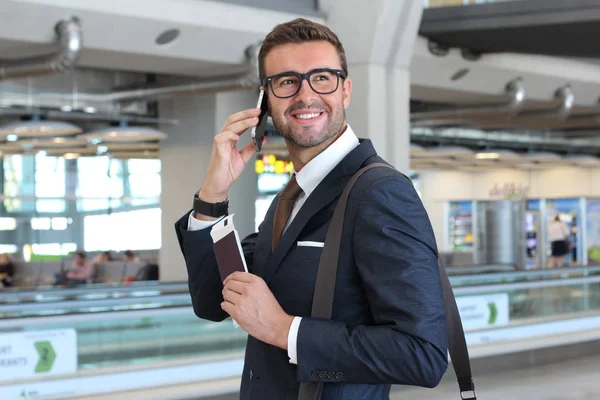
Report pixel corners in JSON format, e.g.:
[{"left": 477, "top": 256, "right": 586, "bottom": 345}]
[{"left": 263, "top": 41, "right": 352, "bottom": 148}]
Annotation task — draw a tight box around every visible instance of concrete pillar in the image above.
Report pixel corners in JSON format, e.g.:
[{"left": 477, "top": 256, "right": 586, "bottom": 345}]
[
  {"left": 320, "top": 0, "right": 422, "bottom": 174},
  {"left": 159, "top": 89, "right": 257, "bottom": 282}
]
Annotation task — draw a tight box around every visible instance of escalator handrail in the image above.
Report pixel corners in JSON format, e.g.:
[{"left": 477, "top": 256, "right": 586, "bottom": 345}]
[
  {"left": 450, "top": 265, "right": 600, "bottom": 285},
  {"left": 0, "top": 292, "right": 192, "bottom": 314},
  {"left": 0, "top": 281, "right": 189, "bottom": 302}
]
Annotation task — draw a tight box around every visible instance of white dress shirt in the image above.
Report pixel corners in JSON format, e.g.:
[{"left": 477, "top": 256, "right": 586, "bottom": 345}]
[{"left": 187, "top": 125, "right": 360, "bottom": 364}]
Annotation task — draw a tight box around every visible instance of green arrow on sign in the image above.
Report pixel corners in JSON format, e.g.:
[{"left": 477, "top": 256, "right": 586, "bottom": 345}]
[
  {"left": 34, "top": 341, "right": 56, "bottom": 373},
  {"left": 487, "top": 302, "right": 498, "bottom": 325}
]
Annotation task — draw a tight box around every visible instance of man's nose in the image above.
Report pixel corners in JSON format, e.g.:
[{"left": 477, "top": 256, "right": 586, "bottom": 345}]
[{"left": 293, "top": 78, "right": 318, "bottom": 103}]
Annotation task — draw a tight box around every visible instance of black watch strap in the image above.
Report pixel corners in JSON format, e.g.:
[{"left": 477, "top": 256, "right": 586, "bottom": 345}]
[{"left": 193, "top": 192, "right": 229, "bottom": 218}]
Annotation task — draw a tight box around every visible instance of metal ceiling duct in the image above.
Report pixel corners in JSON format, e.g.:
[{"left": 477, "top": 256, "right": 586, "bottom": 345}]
[
  {"left": 0, "top": 17, "right": 82, "bottom": 80},
  {"left": 411, "top": 127, "right": 600, "bottom": 153},
  {"left": 0, "top": 43, "right": 261, "bottom": 106},
  {"left": 15, "top": 43, "right": 262, "bottom": 105},
  {"left": 554, "top": 85, "right": 575, "bottom": 120},
  {"left": 0, "top": 107, "right": 178, "bottom": 125},
  {"left": 411, "top": 78, "right": 526, "bottom": 122},
  {"left": 99, "top": 43, "right": 261, "bottom": 102}
]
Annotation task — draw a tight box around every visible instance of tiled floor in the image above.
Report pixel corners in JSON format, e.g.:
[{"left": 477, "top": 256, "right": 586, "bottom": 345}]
[{"left": 391, "top": 354, "right": 600, "bottom": 400}]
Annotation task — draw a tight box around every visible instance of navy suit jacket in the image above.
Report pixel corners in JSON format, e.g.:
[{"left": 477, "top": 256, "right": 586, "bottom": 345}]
[{"left": 175, "top": 139, "right": 448, "bottom": 400}]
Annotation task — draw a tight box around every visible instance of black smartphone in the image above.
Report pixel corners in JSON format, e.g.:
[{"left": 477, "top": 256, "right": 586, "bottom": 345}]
[{"left": 251, "top": 89, "right": 269, "bottom": 152}]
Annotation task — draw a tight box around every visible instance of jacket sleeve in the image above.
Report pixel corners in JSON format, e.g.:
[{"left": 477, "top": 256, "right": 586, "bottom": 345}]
[
  {"left": 295, "top": 176, "right": 448, "bottom": 388},
  {"left": 175, "top": 211, "right": 258, "bottom": 322}
]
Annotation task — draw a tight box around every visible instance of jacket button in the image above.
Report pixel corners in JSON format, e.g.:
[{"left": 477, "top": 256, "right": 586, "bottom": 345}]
[
  {"left": 335, "top": 372, "right": 344, "bottom": 380},
  {"left": 319, "top": 371, "right": 327, "bottom": 379},
  {"left": 249, "top": 369, "right": 254, "bottom": 380},
  {"left": 327, "top": 372, "right": 335, "bottom": 379},
  {"left": 311, "top": 371, "right": 320, "bottom": 379}
]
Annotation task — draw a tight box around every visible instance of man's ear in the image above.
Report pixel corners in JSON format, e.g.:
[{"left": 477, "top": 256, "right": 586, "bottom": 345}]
[{"left": 342, "top": 77, "right": 352, "bottom": 109}]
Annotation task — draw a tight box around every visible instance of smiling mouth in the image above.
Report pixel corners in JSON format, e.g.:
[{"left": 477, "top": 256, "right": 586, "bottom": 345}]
[{"left": 292, "top": 112, "right": 324, "bottom": 120}]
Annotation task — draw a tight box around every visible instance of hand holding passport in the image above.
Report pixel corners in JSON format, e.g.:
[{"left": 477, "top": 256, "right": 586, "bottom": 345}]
[{"left": 210, "top": 214, "right": 248, "bottom": 325}]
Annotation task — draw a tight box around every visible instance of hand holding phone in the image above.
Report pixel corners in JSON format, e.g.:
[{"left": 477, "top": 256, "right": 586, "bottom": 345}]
[{"left": 251, "top": 89, "right": 269, "bottom": 152}]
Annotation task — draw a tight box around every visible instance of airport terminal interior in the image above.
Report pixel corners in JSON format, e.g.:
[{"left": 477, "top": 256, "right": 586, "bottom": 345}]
[{"left": 2, "top": 0, "right": 600, "bottom": 398}]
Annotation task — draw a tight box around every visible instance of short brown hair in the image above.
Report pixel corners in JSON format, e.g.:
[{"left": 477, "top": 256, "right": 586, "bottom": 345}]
[
  {"left": 74, "top": 250, "right": 86, "bottom": 259},
  {"left": 258, "top": 18, "right": 348, "bottom": 80}
]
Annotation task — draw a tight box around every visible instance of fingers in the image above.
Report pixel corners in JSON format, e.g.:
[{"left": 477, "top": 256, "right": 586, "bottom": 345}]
[
  {"left": 224, "top": 271, "right": 255, "bottom": 285},
  {"left": 222, "top": 286, "right": 241, "bottom": 305},
  {"left": 240, "top": 141, "right": 256, "bottom": 164},
  {"left": 214, "top": 131, "right": 241, "bottom": 147},
  {"left": 227, "top": 116, "right": 259, "bottom": 137},
  {"left": 224, "top": 280, "right": 245, "bottom": 295},
  {"left": 221, "top": 301, "right": 234, "bottom": 314},
  {"left": 222, "top": 109, "right": 261, "bottom": 133}
]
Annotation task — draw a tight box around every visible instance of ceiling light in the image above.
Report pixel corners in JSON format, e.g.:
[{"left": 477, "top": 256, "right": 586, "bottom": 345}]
[
  {"left": 46, "top": 147, "right": 97, "bottom": 158},
  {"left": 450, "top": 68, "right": 470, "bottom": 81},
  {"left": 79, "top": 126, "right": 167, "bottom": 143},
  {"left": 108, "top": 150, "right": 159, "bottom": 159},
  {"left": 6, "top": 134, "right": 18, "bottom": 142},
  {"left": 64, "top": 153, "right": 80, "bottom": 160},
  {"left": 19, "top": 137, "right": 89, "bottom": 149},
  {"left": 83, "top": 107, "right": 96, "bottom": 113},
  {"left": 99, "top": 142, "right": 160, "bottom": 151},
  {"left": 156, "top": 28, "right": 180, "bottom": 45},
  {"left": 426, "top": 146, "right": 474, "bottom": 158},
  {"left": 476, "top": 152, "right": 499, "bottom": 160},
  {"left": 476, "top": 149, "right": 521, "bottom": 160},
  {"left": 0, "top": 120, "right": 82, "bottom": 136}
]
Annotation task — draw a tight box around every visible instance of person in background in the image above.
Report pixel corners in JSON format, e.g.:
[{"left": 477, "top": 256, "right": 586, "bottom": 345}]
[
  {"left": 124, "top": 250, "right": 140, "bottom": 263},
  {"left": 95, "top": 251, "right": 113, "bottom": 264},
  {"left": 54, "top": 250, "right": 95, "bottom": 286},
  {"left": 547, "top": 215, "right": 570, "bottom": 268},
  {"left": 0, "top": 253, "right": 14, "bottom": 288}
]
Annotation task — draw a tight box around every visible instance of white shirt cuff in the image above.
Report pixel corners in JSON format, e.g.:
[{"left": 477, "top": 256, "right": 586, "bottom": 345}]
[
  {"left": 187, "top": 212, "right": 223, "bottom": 231},
  {"left": 287, "top": 316, "right": 302, "bottom": 364}
]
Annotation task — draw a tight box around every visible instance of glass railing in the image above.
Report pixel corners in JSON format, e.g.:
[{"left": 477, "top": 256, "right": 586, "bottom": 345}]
[
  {"left": 4, "top": 267, "right": 600, "bottom": 317},
  {"left": 2, "top": 269, "right": 600, "bottom": 398},
  {"left": 0, "top": 281, "right": 188, "bottom": 305},
  {"left": 2, "top": 274, "right": 599, "bottom": 370},
  {"left": 450, "top": 265, "right": 600, "bottom": 288}
]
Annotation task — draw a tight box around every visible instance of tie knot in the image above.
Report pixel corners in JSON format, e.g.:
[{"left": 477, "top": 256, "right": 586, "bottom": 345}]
[{"left": 280, "top": 175, "right": 302, "bottom": 200}]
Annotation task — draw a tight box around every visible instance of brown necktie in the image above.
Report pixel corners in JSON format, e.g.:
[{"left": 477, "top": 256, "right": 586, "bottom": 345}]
[{"left": 272, "top": 175, "right": 302, "bottom": 250}]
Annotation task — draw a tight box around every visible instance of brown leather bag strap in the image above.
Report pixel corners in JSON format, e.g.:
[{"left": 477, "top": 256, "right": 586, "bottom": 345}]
[{"left": 298, "top": 163, "right": 476, "bottom": 400}]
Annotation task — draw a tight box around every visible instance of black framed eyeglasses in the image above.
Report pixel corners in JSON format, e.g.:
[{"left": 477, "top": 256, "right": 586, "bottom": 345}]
[{"left": 262, "top": 68, "right": 347, "bottom": 99}]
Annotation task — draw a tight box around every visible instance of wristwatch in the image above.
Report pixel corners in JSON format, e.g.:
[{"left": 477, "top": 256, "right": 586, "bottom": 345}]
[{"left": 193, "top": 191, "right": 229, "bottom": 217}]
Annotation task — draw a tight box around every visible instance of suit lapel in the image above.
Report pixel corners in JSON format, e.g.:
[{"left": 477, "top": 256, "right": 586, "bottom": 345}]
[{"left": 262, "top": 139, "right": 377, "bottom": 284}]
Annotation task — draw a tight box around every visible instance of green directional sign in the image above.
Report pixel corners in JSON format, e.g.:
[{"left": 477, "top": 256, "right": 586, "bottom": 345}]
[
  {"left": 487, "top": 302, "right": 498, "bottom": 325},
  {"left": 34, "top": 341, "right": 56, "bottom": 373}
]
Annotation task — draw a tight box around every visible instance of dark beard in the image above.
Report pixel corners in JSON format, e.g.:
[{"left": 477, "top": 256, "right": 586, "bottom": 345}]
[{"left": 272, "top": 103, "right": 346, "bottom": 148}]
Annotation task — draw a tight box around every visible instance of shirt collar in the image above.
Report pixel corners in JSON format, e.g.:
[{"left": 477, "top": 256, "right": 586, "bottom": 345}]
[{"left": 295, "top": 125, "right": 359, "bottom": 198}]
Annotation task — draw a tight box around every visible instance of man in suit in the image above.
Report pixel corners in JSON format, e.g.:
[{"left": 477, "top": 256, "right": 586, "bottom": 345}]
[{"left": 175, "top": 18, "right": 448, "bottom": 400}]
